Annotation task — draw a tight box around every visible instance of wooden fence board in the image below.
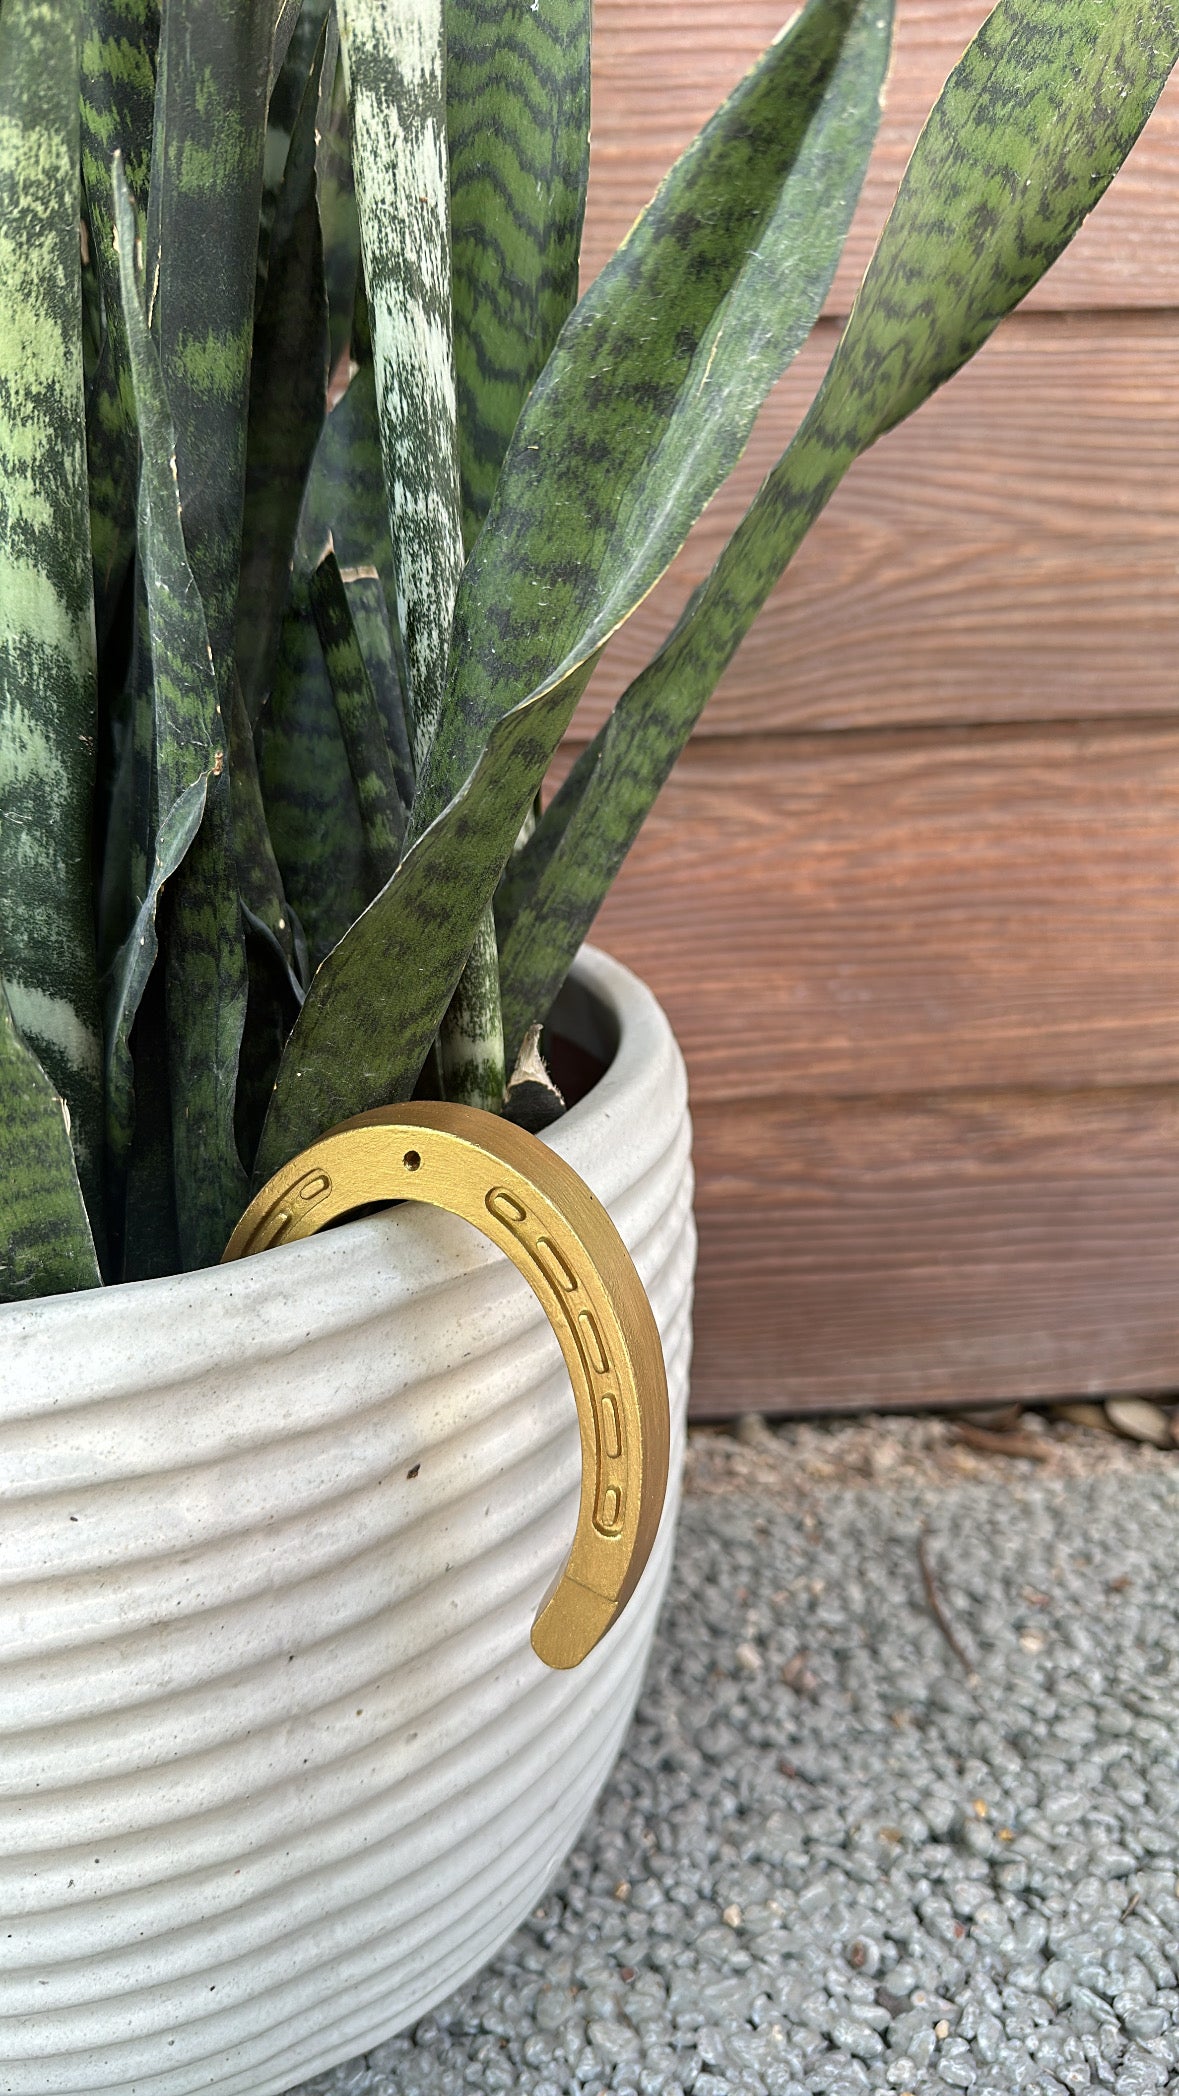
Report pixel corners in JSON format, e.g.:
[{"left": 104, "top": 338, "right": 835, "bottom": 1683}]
[
  {"left": 688, "top": 1087, "right": 1179, "bottom": 1413},
  {"left": 573, "top": 313, "right": 1179, "bottom": 739},
  {"left": 586, "top": 0, "right": 1179, "bottom": 313},
  {"left": 573, "top": 725, "right": 1179, "bottom": 1100}
]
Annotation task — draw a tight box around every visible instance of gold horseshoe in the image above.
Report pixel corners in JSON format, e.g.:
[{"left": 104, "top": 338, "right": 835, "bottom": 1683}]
[{"left": 222, "top": 1103, "right": 670, "bottom": 1669}]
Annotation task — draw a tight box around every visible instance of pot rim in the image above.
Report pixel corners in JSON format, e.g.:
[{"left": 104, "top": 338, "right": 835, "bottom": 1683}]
[{"left": 0, "top": 944, "right": 685, "bottom": 1378}]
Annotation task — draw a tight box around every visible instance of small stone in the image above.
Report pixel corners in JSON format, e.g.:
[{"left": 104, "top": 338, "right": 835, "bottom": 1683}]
[
  {"left": 722, "top": 1904, "right": 742, "bottom": 1928},
  {"left": 1104, "top": 1397, "right": 1174, "bottom": 1447},
  {"left": 1051, "top": 1400, "right": 1118, "bottom": 1433},
  {"left": 586, "top": 2017, "right": 641, "bottom": 2064},
  {"left": 735, "top": 1411, "right": 774, "bottom": 1448},
  {"left": 735, "top": 1641, "right": 762, "bottom": 1674}
]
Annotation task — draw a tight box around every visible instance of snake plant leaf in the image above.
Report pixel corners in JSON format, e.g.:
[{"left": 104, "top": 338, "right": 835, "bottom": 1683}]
[
  {"left": 228, "top": 679, "right": 308, "bottom": 995},
  {"left": 271, "top": 0, "right": 305, "bottom": 89},
  {"left": 113, "top": 188, "right": 251, "bottom": 1265},
  {"left": 318, "top": 47, "right": 362, "bottom": 376},
  {"left": 446, "top": 0, "right": 591, "bottom": 551},
  {"left": 146, "top": 0, "right": 273, "bottom": 688},
  {"left": 254, "top": 655, "right": 590, "bottom": 1178},
  {"left": 497, "top": 0, "right": 1179, "bottom": 1057},
  {"left": 237, "top": 12, "right": 330, "bottom": 722},
  {"left": 311, "top": 549, "right": 405, "bottom": 886},
  {"left": 164, "top": 772, "right": 250, "bottom": 1266},
  {"left": 414, "top": 0, "right": 894, "bottom": 838},
  {"left": 117, "top": 957, "right": 180, "bottom": 1281},
  {"left": 0, "top": 0, "right": 106, "bottom": 1238},
  {"left": 227, "top": 660, "right": 305, "bottom": 1197},
  {"left": 259, "top": 0, "right": 331, "bottom": 290},
  {"left": 337, "top": 0, "right": 464, "bottom": 766},
  {"left": 257, "top": 581, "right": 369, "bottom": 969},
  {"left": 0, "top": 987, "right": 102, "bottom": 1302},
  {"left": 106, "top": 165, "right": 225, "bottom": 1166},
  {"left": 259, "top": 0, "right": 891, "bottom": 1165},
  {"left": 296, "top": 350, "right": 415, "bottom": 793},
  {"left": 79, "top": 0, "right": 159, "bottom": 645}
]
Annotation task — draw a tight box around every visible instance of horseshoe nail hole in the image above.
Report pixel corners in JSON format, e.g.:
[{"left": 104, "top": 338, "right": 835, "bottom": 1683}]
[{"left": 403, "top": 1150, "right": 422, "bottom": 1172}]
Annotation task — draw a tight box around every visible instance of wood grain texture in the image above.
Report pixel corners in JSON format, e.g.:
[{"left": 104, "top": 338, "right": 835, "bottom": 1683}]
[
  {"left": 585, "top": 0, "right": 1179, "bottom": 314},
  {"left": 569, "top": 724, "right": 1179, "bottom": 1101},
  {"left": 573, "top": 312, "right": 1179, "bottom": 739},
  {"left": 688, "top": 1087, "right": 1179, "bottom": 1413}
]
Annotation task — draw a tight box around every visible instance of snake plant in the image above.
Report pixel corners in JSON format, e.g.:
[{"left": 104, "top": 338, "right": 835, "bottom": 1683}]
[{"left": 0, "top": 0, "right": 1174, "bottom": 1300}]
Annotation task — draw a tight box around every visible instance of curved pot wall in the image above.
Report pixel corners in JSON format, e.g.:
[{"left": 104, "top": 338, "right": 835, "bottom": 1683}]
[{"left": 0, "top": 947, "right": 694, "bottom": 2096}]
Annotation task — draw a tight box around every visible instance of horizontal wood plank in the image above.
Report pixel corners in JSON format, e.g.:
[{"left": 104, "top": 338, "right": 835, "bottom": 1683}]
[
  {"left": 573, "top": 313, "right": 1179, "bottom": 739},
  {"left": 687, "top": 1088, "right": 1179, "bottom": 1414},
  {"left": 570, "top": 725, "right": 1179, "bottom": 1101},
  {"left": 586, "top": 0, "right": 1179, "bottom": 313}
]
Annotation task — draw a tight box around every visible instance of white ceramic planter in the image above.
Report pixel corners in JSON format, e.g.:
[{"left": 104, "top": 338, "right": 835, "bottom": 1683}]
[{"left": 0, "top": 947, "right": 694, "bottom": 2096}]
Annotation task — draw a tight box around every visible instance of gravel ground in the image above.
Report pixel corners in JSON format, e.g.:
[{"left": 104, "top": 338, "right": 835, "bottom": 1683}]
[{"left": 293, "top": 1413, "right": 1179, "bottom": 2096}]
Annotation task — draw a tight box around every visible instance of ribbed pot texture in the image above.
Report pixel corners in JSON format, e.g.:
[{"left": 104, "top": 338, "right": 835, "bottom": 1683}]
[{"left": 0, "top": 948, "right": 695, "bottom": 2096}]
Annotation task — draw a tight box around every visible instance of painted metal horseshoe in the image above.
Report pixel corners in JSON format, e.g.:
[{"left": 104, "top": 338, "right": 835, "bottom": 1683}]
[{"left": 223, "top": 1102, "right": 670, "bottom": 1669}]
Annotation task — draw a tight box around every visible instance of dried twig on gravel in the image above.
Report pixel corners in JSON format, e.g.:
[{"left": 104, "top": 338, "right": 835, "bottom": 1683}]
[
  {"left": 917, "top": 1526, "right": 978, "bottom": 1682},
  {"left": 952, "top": 1423, "right": 1054, "bottom": 1460}
]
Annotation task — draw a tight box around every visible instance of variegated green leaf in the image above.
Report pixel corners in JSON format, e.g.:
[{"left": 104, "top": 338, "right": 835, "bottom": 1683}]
[
  {"left": 259, "top": 0, "right": 331, "bottom": 291},
  {"left": 447, "top": 0, "right": 590, "bottom": 550},
  {"left": 257, "top": 580, "right": 369, "bottom": 969},
  {"left": 0, "top": 0, "right": 105, "bottom": 1240},
  {"left": 337, "top": 0, "right": 463, "bottom": 766},
  {"left": 318, "top": 47, "right": 362, "bottom": 375},
  {"left": 414, "top": 0, "right": 894, "bottom": 838},
  {"left": 498, "top": 0, "right": 1179, "bottom": 1057},
  {"left": 310, "top": 548, "right": 405, "bottom": 885},
  {"left": 237, "top": 12, "right": 330, "bottom": 721},
  {"left": 146, "top": 0, "right": 273, "bottom": 686},
  {"left": 435, "top": 908, "right": 504, "bottom": 1111},
  {"left": 228, "top": 678, "right": 307, "bottom": 992},
  {"left": 254, "top": 653, "right": 586, "bottom": 1177},
  {"left": 107, "top": 168, "right": 229, "bottom": 1201},
  {"left": 79, "top": 0, "right": 158, "bottom": 644},
  {"left": 226, "top": 666, "right": 305, "bottom": 1185},
  {"left": 296, "top": 348, "right": 415, "bottom": 791},
  {"left": 117, "top": 956, "right": 180, "bottom": 1281},
  {"left": 0, "top": 986, "right": 101, "bottom": 1302},
  {"left": 258, "top": 0, "right": 892, "bottom": 1162},
  {"left": 164, "top": 771, "right": 249, "bottom": 1264}
]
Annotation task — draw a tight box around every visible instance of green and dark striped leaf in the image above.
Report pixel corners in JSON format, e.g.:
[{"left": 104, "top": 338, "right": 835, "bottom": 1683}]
[
  {"left": 0, "top": 988, "right": 101, "bottom": 1302},
  {"left": 255, "top": 650, "right": 587, "bottom": 1176},
  {"left": 447, "top": 0, "right": 591, "bottom": 550},
  {"left": 164, "top": 771, "right": 249, "bottom": 1264},
  {"left": 311, "top": 548, "right": 405, "bottom": 886},
  {"left": 106, "top": 168, "right": 227, "bottom": 1179},
  {"left": 415, "top": 0, "right": 894, "bottom": 837},
  {"left": 258, "top": 0, "right": 892, "bottom": 1163},
  {"left": 498, "top": 0, "right": 1179, "bottom": 1056},
  {"left": 237, "top": 11, "right": 331, "bottom": 721},
  {"left": 79, "top": 0, "right": 159, "bottom": 645},
  {"left": 0, "top": 0, "right": 105, "bottom": 1240},
  {"left": 296, "top": 347, "right": 415, "bottom": 790},
  {"left": 146, "top": 0, "right": 273, "bottom": 687},
  {"left": 257, "top": 580, "right": 369, "bottom": 969},
  {"left": 317, "top": 43, "right": 361, "bottom": 376},
  {"left": 338, "top": 0, "right": 464, "bottom": 765}
]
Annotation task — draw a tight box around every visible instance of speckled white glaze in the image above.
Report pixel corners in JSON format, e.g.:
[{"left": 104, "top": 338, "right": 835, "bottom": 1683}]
[{"left": 0, "top": 947, "right": 694, "bottom": 2096}]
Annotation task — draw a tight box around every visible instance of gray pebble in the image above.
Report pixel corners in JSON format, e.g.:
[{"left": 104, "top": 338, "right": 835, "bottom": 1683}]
[
  {"left": 1104, "top": 1399, "right": 1174, "bottom": 1448},
  {"left": 286, "top": 1431, "right": 1179, "bottom": 2096}
]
